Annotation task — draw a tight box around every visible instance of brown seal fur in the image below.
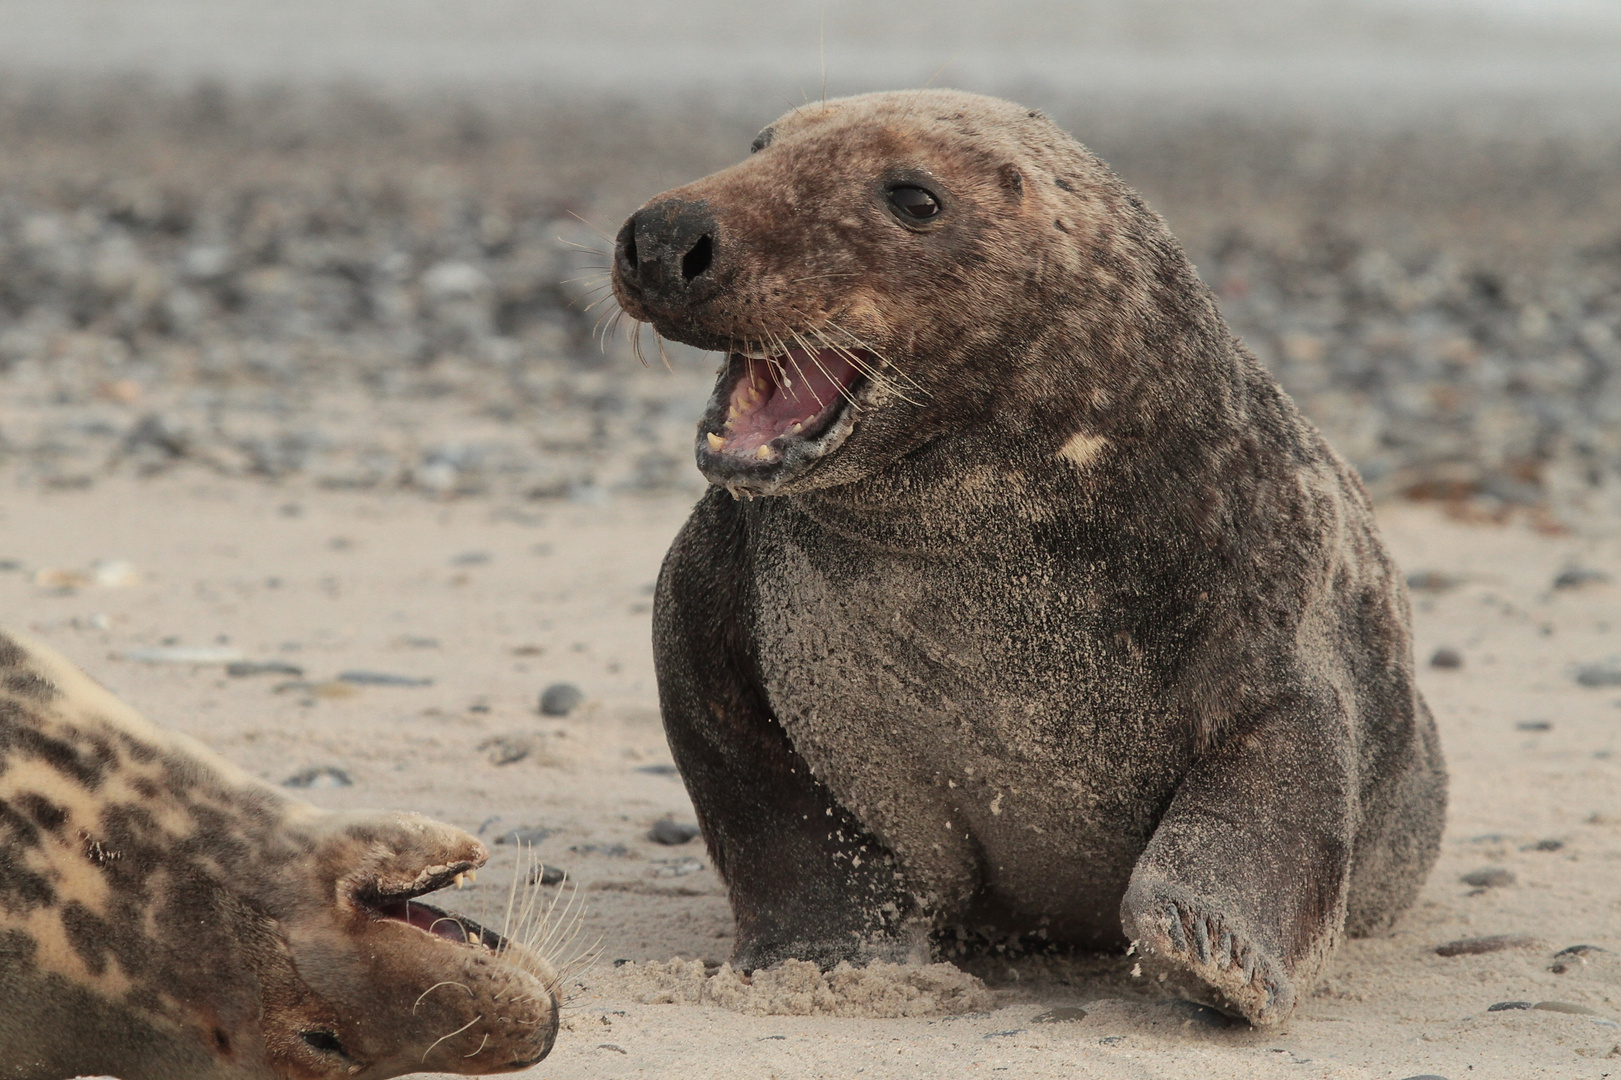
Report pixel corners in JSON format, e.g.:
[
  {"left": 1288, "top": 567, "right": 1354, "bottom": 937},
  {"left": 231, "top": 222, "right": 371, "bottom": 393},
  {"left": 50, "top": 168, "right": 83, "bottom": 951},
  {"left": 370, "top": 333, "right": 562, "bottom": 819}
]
[
  {"left": 611, "top": 89, "right": 1447, "bottom": 1026},
  {"left": 0, "top": 629, "right": 559, "bottom": 1079}
]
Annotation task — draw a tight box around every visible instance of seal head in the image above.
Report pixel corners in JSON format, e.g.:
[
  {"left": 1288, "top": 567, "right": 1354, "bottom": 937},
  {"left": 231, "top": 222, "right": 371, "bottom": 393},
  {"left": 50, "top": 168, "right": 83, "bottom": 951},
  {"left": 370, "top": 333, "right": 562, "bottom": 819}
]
[{"left": 0, "top": 630, "right": 558, "bottom": 1080}]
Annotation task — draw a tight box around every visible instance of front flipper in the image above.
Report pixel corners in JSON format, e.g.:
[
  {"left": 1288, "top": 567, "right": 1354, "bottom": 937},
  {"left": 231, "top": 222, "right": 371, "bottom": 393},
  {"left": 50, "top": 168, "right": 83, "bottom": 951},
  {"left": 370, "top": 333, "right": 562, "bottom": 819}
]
[
  {"left": 654, "top": 493, "right": 919, "bottom": 970},
  {"left": 1121, "top": 694, "right": 1355, "bottom": 1026}
]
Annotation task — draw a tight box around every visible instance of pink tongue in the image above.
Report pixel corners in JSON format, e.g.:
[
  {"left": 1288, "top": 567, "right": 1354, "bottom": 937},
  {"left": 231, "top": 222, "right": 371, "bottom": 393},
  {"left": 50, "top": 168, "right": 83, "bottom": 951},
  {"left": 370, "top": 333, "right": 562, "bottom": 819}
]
[
  {"left": 380, "top": 900, "right": 471, "bottom": 943},
  {"left": 730, "top": 348, "right": 856, "bottom": 451}
]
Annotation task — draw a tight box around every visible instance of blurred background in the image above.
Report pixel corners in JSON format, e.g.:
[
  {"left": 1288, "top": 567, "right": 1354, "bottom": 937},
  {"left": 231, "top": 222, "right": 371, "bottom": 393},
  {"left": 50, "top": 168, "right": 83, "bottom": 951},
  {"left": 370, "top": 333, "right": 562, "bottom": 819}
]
[{"left": 1, "top": 0, "right": 1619, "bottom": 521}]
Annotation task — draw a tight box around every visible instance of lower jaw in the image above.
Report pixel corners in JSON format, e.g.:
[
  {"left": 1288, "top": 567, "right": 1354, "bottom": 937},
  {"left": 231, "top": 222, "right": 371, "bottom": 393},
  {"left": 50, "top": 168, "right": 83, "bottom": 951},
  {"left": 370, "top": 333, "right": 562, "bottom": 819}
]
[{"left": 698, "top": 393, "right": 863, "bottom": 495}]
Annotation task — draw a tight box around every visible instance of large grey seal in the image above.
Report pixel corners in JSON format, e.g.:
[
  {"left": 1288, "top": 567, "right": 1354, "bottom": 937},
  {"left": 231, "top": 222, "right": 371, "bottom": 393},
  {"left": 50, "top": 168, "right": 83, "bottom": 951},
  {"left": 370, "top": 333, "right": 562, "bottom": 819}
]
[
  {"left": 0, "top": 629, "right": 559, "bottom": 1079},
  {"left": 611, "top": 89, "right": 1447, "bottom": 1026}
]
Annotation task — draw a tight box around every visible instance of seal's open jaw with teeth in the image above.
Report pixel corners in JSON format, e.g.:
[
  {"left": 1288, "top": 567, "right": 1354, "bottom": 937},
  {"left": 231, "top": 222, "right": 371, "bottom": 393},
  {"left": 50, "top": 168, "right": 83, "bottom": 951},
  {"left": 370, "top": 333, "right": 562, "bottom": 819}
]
[{"left": 698, "top": 344, "right": 872, "bottom": 489}]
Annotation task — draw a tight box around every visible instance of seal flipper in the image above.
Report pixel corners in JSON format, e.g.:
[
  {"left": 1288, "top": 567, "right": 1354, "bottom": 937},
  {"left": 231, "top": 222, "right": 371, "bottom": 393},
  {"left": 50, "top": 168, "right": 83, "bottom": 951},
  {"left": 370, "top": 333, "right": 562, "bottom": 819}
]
[
  {"left": 654, "top": 490, "right": 919, "bottom": 970},
  {"left": 1120, "top": 691, "right": 1356, "bottom": 1026}
]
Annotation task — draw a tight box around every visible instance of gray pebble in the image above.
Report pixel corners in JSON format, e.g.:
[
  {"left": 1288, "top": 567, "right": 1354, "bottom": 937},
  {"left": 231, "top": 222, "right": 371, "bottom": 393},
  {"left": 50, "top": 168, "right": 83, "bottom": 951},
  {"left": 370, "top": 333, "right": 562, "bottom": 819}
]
[
  {"left": 1407, "top": 571, "right": 1461, "bottom": 592},
  {"left": 571, "top": 843, "right": 631, "bottom": 857},
  {"left": 1534, "top": 1000, "right": 1599, "bottom": 1015},
  {"left": 1429, "top": 647, "right": 1464, "bottom": 670},
  {"left": 1397, "top": 1075, "right": 1450, "bottom": 1080},
  {"left": 1460, "top": 867, "right": 1515, "bottom": 888},
  {"left": 283, "top": 765, "right": 353, "bottom": 789},
  {"left": 1515, "top": 720, "right": 1552, "bottom": 732},
  {"left": 494, "top": 825, "right": 555, "bottom": 846},
  {"left": 637, "top": 763, "right": 680, "bottom": 777},
  {"left": 451, "top": 551, "right": 492, "bottom": 566},
  {"left": 1551, "top": 944, "right": 1607, "bottom": 974},
  {"left": 338, "top": 670, "right": 433, "bottom": 687},
  {"left": 1554, "top": 567, "right": 1610, "bottom": 589},
  {"left": 226, "top": 660, "right": 304, "bottom": 678},
  {"left": 648, "top": 819, "right": 700, "bottom": 845},
  {"left": 1436, "top": 933, "right": 1538, "bottom": 957},
  {"left": 539, "top": 682, "right": 584, "bottom": 716},
  {"left": 528, "top": 864, "right": 567, "bottom": 886},
  {"left": 1575, "top": 661, "right": 1621, "bottom": 688},
  {"left": 1487, "top": 1001, "right": 1532, "bottom": 1011},
  {"left": 479, "top": 735, "right": 532, "bottom": 766},
  {"left": 650, "top": 856, "right": 704, "bottom": 877},
  {"left": 1031, "top": 1007, "right": 1088, "bottom": 1023},
  {"left": 1523, "top": 838, "right": 1564, "bottom": 851}
]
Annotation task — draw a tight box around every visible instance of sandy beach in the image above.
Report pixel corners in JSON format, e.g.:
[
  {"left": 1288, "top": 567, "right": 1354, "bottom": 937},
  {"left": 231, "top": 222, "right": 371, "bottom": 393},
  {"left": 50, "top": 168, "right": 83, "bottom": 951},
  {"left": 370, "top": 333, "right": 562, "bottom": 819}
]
[{"left": 2, "top": 472, "right": 1617, "bottom": 1080}]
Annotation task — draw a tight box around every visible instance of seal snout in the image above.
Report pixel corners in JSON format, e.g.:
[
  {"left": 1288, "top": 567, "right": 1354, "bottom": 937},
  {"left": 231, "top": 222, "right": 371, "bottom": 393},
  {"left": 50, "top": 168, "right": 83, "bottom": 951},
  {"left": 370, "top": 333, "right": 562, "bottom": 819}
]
[{"left": 615, "top": 197, "right": 718, "bottom": 309}]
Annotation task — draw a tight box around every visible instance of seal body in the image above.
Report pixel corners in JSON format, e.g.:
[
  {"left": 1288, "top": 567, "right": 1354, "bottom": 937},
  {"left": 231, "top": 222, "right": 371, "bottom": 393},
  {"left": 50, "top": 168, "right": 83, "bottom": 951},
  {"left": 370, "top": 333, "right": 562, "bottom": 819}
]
[
  {"left": 613, "top": 90, "right": 1447, "bottom": 1026},
  {"left": 0, "top": 630, "right": 559, "bottom": 1080}
]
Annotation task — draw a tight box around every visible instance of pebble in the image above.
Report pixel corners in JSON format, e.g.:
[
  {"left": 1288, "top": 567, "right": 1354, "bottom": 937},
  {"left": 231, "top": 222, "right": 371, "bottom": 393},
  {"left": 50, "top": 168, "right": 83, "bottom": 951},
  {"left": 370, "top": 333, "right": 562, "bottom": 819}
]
[
  {"left": 1429, "top": 647, "right": 1464, "bottom": 670},
  {"left": 1435, "top": 933, "right": 1538, "bottom": 957},
  {"left": 539, "top": 682, "right": 585, "bottom": 716},
  {"left": 1031, "top": 1007, "right": 1088, "bottom": 1023},
  {"left": 1554, "top": 568, "right": 1610, "bottom": 589},
  {"left": 494, "top": 825, "right": 555, "bottom": 846},
  {"left": 1535, "top": 1001, "right": 1600, "bottom": 1016},
  {"left": 1523, "top": 838, "right": 1564, "bottom": 851},
  {"left": 648, "top": 819, "right": 700, "bottom": 845},
  {"left": 121, "top": 645, "right": 245, "bottom": 664},
  {"left": 1515, "top": 720, "right": 1552, "bottom": 731},
  {"left": 572, "top": 843, "right": 632, "bottom": 858},
  {"left": 451, "top": 551, "right": 492, "bottom": 566},
  {"left": 650, "top": 857, "right": 704, "bottom": 878},
  {"left": 479, "top": 736, "right": 532, "bottom": 766},
  {"left": 226, "top": 660, "right": 305, "bottom": 678},
  {"left": 337, "top": 670, "right": 433, "bottom": 687},
  {"left": 1397, "top": 1075, "right": 1450, "bottom": 1080},
  {"left": 1575, "top": 662, "right": 1621, "bottom": 688},
  {"left": 637, "top": 764, "right": 681, "bottom": 777},
  {"left": 1552, "top": 945, "right": 1609, "bottom": 973},
  {"left": 1488, "top": 1001, "right": 1533, "bottom": 1011},
  {"left": 1406, "top": 571, "right": 1461, "bottom": 592},
  {"left": 1460, "top": 867, "right": 1515, "bottom": 888},
  {"left": 528, "top": 864, "right": 568, "bottom": 886},
  {"left": 283, "top": 765, "right": 353, "bottom": 789}
]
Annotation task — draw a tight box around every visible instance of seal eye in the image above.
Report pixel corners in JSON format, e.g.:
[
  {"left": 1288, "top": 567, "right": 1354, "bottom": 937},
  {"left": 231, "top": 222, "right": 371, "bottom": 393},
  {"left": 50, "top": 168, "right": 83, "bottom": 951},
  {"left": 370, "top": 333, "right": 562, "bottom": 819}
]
[
  {"left": 301, "top": 1030, "right": 347, "bottom": 1056},
  {"left": 887, "top": 185, "right": 941, "bottom": 221}
]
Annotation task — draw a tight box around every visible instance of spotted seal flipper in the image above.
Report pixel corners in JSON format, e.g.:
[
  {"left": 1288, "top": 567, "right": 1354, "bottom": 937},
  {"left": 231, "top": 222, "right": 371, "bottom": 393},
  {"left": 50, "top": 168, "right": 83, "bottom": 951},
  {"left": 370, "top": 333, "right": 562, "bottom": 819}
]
[
  {"left": 614, "top": 89, "right": 1447, "bottom": 1027},
  {"left": 0, "top": 629, "right": 559, "bottom": 1079}
]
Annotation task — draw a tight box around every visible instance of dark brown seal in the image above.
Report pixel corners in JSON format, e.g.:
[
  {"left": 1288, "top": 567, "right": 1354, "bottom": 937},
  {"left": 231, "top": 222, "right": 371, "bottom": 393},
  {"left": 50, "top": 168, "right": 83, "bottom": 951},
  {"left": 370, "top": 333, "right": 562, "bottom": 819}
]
[
  {"left": 0, "top": 629, "right": 559, "bottom": 1079},
  {"left": 612, "top": 89, "right": 1447, "bottom": 1027}
]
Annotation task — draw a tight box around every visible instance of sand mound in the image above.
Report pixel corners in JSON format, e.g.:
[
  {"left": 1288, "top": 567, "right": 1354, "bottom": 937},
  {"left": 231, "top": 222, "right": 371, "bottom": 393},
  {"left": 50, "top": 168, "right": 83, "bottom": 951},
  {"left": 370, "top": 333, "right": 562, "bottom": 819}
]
[{"left": 609, "top": 958, "right": 993, "bottom": 1018}]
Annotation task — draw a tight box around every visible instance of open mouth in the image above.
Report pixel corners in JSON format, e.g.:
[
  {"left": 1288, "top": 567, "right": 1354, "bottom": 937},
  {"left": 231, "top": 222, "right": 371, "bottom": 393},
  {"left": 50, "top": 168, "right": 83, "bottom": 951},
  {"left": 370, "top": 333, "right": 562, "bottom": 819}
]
[
  {"left": 704, "top": 345, "right": 870, "bottom": 464},
  {"left": 354, "top": 864, "right": 505, "bottom": 951}
]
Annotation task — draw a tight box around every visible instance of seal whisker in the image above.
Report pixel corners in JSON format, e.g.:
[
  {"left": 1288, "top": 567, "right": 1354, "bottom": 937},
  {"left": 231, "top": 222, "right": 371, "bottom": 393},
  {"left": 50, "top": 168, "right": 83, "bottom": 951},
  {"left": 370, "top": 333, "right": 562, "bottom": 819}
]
[
  {"left": 464, "top": 1033, "right": 490, "bottom": 1058},
  {"left": 413, "top": 980, "right": 476, "bottom": 1013},
  {"left": 420, "top": 1014, "right": 482, "bottom": 1064},
  {"left": 562, "top": 208, "right": 617, "bottom": 245}
]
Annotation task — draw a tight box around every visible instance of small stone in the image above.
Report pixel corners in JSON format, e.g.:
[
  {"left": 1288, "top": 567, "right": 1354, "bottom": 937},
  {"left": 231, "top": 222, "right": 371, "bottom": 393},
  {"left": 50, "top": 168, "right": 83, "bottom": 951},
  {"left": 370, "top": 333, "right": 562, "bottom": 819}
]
[
  {"left": 528, "top": 864, "right": 567, "bottom": 886},
  {"left": 1031, "top": 1007, "right": 1088, "bottom": 1023},
  {"left": 572, "top": 843, "right": 631, "bottom": 858},
  {"left": 648, "top": 819, "right": 700, "bottom": 845},
  {"left": 1575, "top": 662, "right": 1621, "bottom": 688},
  {"left": 337, "top": 670, "right": 433, "bottom": 687},
  {"left": 1397, "top": 1075, "right": 1450, "bottom": 1080},
  {"left": 1460, "top": 867, "right": 1515, "bottom": 888},
  {"left": 1534, "top": 1000, "right": 1599, "bottom": 1015},
  {"left": 1554, "top": 567, "right": 1609, "bottom": 589},
  {"left": 1515, "top": 720, "right": 1552, "bottom": 732},
  {"left": 479, "top": 735, "right": 531, "bottom": 766},
  {"left": 596, "top": 1043, "right": 627, "bottom": 1054},
  {"left": 1487, "top": 1001, "right": 1533, "bottom": 1011},
  {"left": 1523, "top": 839, "right": 1564, "bottom": 852},
  {"left": 1551, "top": 944, "right": 1607, "bottom": 973},
  {"left": 494, "top": 825, "right": 555, "bottom": 846},
  {"left": 226, "top": 660, "right": 305, "bottom": 678},
  {"left": 451, "top": 551, "right": 492, "bottom": 566},
  {"left": 1430, "top": 647, "right": 1464, "bottom": 670},
  {"left": 1435, "top": 933, "right": 1538, "bottom": 956},
  {"left": 637, "top": 763, "right": 680, "bottom": 777},
  {"left": 539, "top": 683, "right": 584, "bottom": 716},
  {"left": 120, "top": 645, "right": 245, "bottom": 664},
  {"left": 1407, "top": 571, "right": 1461, "bottom": 592},
  {"left": 283, "top": 765, "right": 353, "bottom": 789},
  {"left": 650, "top": 856, "right": 703, "bottom": 877}
]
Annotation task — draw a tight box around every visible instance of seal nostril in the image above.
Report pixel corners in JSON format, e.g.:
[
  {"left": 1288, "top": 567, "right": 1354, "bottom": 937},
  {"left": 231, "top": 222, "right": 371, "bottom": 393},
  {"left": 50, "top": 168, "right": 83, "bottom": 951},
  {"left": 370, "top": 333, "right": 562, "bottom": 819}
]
[{"left": 682, "top": 234, "right": 713, "bottom": 281}]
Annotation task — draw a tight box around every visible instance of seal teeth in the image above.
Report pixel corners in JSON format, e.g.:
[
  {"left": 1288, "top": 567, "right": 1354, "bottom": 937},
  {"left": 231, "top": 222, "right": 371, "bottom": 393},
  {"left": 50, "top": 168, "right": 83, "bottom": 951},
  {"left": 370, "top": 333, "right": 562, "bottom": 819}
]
[
  {"left": 707, "top": 432, "right": 726, "bottom": 451},
  {"left": 755, "top": 445, "right": 773, "bottom": 460},
  {"left": 453, "top": 873, "right": 467, "bottom": 889}
]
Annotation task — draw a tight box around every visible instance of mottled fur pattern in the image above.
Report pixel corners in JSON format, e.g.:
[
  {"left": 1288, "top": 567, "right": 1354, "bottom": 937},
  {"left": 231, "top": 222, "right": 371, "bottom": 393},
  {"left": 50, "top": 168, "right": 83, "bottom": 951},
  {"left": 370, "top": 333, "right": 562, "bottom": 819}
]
[
  {"left": 614, "top": 90, "right": 1447, "bottom": 1026},
  {"left": 0, "top": 630, "right": 558, "bottom": 1079}
]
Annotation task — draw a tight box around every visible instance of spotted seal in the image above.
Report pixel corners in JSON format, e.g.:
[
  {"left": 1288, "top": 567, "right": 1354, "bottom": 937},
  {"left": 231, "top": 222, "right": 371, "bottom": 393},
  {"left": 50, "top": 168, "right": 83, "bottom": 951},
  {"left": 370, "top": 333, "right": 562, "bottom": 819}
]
[
  {"left": 0, "top": 629, "right": 558, "bottom": 1079},
  {"left": 612, "top": 89, "right": 1447, "bottom": 1026}
]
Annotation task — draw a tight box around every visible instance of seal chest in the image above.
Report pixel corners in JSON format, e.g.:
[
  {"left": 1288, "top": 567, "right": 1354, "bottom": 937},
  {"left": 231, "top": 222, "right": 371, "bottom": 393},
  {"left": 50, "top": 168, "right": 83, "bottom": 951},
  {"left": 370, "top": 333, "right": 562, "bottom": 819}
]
[{"left": 619, "top": 89, "right": 1446, "bottom": 1026}]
